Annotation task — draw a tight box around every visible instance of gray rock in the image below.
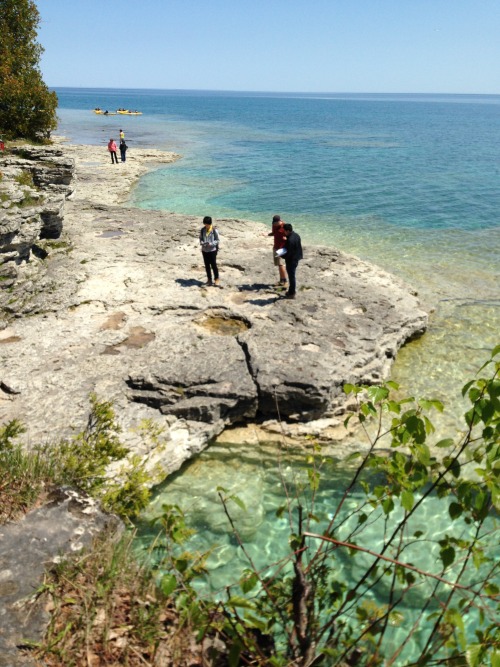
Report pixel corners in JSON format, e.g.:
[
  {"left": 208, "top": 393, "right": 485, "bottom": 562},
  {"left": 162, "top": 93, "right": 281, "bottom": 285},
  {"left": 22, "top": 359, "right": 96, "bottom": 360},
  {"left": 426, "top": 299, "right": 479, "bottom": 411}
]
[{"left": 0, "top": 488, "right": 121, "bottom": 666}]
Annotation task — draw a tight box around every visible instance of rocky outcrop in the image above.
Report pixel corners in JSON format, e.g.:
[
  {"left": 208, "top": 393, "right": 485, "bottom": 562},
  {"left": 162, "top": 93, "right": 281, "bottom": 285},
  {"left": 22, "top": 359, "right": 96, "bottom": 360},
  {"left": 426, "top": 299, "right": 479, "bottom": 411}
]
[
  {"left": 0, "top": 141, "right": 427, "bottom": 479},
  {"left": 0, "top": 146, "right": 74, "bottom": 295},
  {"left": 0, "top": 488, "right": 121, "bottom": 666}
]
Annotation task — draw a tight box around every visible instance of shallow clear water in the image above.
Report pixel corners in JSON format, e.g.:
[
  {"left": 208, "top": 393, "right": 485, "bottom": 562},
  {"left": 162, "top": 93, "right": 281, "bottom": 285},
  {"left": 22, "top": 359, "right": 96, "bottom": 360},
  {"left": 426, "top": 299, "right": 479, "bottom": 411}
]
[{"left": 135, "top": 442, "right": 498, "bottom": 664}]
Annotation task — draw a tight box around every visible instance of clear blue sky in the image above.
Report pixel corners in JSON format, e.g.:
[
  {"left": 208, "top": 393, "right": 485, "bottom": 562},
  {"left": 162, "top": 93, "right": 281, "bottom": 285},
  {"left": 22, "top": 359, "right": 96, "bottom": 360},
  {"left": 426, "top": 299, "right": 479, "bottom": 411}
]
[{"left": 36, "top": 0, "right": 500, "bottom": 94}]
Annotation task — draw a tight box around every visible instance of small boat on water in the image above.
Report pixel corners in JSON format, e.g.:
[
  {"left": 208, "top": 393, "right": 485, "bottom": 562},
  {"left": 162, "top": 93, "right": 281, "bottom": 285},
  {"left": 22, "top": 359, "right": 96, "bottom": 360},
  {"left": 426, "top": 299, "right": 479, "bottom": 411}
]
[
  {"left": 92, "top": 108, "right": 116, "bottom": 115},
  {"left": 116, "top": 109, "right": 143, "bottom": 115}
]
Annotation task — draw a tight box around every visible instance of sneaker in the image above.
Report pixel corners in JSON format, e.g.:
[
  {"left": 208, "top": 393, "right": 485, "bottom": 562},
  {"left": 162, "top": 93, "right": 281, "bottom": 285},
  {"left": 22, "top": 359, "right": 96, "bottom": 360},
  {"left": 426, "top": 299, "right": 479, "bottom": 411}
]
[
  {"left": 214, "top": 279, "right": 220, "bottom": 286},
  {"left": 283, "top": 293, "right": 296, "bottom": 299},
  {"left": 205, "top": 280, "right": 213, "bottom": 286}
]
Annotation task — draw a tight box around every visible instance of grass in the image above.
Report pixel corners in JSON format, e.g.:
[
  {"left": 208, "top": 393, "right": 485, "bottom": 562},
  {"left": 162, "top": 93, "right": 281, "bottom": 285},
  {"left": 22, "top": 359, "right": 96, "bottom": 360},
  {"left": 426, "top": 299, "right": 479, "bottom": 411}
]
[
  {"left": 0, "top": 395, "right": 157, "bottom": 524},
  {"left": 15, "top": 169, "right": 35, "bottom": 187},
  {"left": 28, "top": 532, "right": 203, "bottom": 667},
  {"left": 0, "top": 421, "right": 55, "bottom": 523}
]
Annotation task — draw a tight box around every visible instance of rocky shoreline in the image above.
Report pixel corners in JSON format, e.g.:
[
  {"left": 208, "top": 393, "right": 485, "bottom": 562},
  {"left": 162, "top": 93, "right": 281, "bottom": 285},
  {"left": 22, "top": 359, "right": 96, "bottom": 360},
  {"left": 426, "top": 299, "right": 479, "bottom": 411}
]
[
  {"left": 0, "top": 139, "right": 428, "bottom": 664},
  {"left": 1, "top": 139, "right": 427, "bottom": 476}
]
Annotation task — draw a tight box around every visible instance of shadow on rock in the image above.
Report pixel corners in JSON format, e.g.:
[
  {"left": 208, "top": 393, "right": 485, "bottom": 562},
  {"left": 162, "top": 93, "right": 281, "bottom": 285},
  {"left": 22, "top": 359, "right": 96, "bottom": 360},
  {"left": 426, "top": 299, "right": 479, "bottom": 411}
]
[{"left": 175, "top": 278, "right": 205, "bottom": 288}]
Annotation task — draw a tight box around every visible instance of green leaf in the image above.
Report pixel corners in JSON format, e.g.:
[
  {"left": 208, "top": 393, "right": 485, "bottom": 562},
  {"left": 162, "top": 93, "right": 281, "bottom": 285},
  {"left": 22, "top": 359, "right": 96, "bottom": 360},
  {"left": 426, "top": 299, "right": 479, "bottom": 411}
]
[
  {"left": 401, "top": 490, "right": 414, "bottom": 512},
  {"left": 484, "top": 582, "right": 499, "bottom": 596},
  {"left": 367, "top": 386, "right": 389, "bottom": 403},
  {"left": 420, "top": 398, "right": 444, "bottom": 413},
  {"left": 435, "top": 438, "right": 455, "bottom": 449},
  {"left": 466, "top": 643, "right": 483, "bottom": 667},
  {"left": 275, "top": 504, "right": 286, "bottom": 518},
  {"left": 228, "top": 640, "right": 242, "bottom": 667},
  {"left": 440, "top": 545, "right": 456, "bottom": 569},
  {"left": 240, "top": 570, "right": 259, "bottom": 594},
  {"left": 448, "top": 502, "right": 463, "bottom": 520},
  {"left": 386, "top": 380, "right": 400, "bottom": 390},
  {"left": 308, "top": 468, "right": 320, "bottom": 492},
  {"left": 227, "top": 595, "right": 256, "bottom": 610},
  {"left": 361, "top": 402, "right": 377, "bottom": 417},
  {"left": 160, "top": 573, "right": 177, "bottom": 596},
  {"left": 230, "top": 495, "right": 247, "bottom": 511},
  {"left": 462, "top": 380, "right": 475, "bottom": 397},
  {"left": 387, "top": 400, "right": 402, "bottom": 414},
  {"left": 382, "top": 497, "right": 394, "bottom": 515}
]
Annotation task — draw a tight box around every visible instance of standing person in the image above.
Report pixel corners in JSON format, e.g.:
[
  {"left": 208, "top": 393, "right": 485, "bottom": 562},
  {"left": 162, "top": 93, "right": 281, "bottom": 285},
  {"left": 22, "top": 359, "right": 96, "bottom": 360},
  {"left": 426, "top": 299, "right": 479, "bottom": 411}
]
[
  {"left": 119, "top": 139, "right": 128, "bottom": 162},
  {"left": 107, "top": 138, "right": 118, "bottom": 164},
  {"left": 283, "top": 223, "right": 303, "bottom": 299},
  {"left": 199, "top": 216, "right": 220, "bottom": 286},
  {"left": 119, "top": 128, "right": 125, "bottom": 141},
  {"left": 268, "top": 214, "right": 288, "bottom": 287}
]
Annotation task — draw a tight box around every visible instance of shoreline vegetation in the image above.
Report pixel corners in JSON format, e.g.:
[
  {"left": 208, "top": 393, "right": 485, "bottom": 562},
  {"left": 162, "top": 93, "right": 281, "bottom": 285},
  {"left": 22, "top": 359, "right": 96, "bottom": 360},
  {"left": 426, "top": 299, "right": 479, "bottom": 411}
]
[
  {"left": 0, "top": 343, "right": 498, "bottom": 666},
  {"left": 0, "top": 138, "right": 500, "bottom": 667}
]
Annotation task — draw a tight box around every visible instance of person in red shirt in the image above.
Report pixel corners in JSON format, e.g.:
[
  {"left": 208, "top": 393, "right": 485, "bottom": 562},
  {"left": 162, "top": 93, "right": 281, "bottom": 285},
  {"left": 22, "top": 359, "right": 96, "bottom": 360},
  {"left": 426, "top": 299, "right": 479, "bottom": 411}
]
[
  {"left": 107, "top": 138, "right": 118, "bottom": 164},
  {"left": 268, "top": 214, "right": 288, "bottom": 286}
]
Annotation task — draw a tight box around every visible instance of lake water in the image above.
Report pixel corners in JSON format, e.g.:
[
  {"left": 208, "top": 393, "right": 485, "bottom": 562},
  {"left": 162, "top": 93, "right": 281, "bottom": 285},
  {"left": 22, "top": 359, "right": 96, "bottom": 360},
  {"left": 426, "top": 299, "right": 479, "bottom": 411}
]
[{"left": 55, "top": 89, "right": 499, "bottom": 663}]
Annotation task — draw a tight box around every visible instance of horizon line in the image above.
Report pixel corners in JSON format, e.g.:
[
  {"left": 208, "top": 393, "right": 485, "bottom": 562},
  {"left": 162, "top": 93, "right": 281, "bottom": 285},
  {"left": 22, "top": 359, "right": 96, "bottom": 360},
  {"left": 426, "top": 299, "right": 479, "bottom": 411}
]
[{"left": 50, "top": 86, "right": 500, "bottom": 97}]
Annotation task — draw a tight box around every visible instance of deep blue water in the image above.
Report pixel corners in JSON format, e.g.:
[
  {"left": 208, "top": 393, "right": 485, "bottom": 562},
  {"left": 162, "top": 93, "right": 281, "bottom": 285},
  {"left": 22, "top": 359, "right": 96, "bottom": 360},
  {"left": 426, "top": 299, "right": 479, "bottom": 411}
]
[{"left": 54, "top": 87, "right": 500, "bottom": 411}]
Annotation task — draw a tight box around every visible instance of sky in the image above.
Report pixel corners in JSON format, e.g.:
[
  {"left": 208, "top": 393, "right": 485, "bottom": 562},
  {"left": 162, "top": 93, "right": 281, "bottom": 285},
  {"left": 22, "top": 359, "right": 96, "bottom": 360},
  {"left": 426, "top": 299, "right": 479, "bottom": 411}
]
[{"left": 36, "top": 0, "right": 500, "bottom": 94}]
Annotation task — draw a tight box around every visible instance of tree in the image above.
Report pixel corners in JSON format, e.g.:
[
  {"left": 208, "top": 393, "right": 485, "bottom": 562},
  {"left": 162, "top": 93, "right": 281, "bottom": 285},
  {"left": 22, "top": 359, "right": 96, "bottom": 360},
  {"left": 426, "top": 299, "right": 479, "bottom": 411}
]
[{"left": 0, "top": 0, "right": 57, "bottom": 141}]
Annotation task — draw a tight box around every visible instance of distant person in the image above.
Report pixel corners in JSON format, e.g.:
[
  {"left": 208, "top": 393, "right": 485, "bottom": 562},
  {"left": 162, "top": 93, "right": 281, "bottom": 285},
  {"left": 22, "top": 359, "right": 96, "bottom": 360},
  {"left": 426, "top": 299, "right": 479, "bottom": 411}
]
[
  {"left": 120, "top": 128, "right": 125, "bottom": 141},
  {"left": 268, "top": 214, "right": 288, "bottom": 287},
  {"left": 283, "top": 223, "right": 303, "bottom": 299},
  {"left": 199, "top": 216, "right": 220, "bottom": 286},
  {"left": 119, "top": 139, "right": 128, "bottom": 162},
  {"left": 107, "top": 138, "right": 118, "bottom": 164}
]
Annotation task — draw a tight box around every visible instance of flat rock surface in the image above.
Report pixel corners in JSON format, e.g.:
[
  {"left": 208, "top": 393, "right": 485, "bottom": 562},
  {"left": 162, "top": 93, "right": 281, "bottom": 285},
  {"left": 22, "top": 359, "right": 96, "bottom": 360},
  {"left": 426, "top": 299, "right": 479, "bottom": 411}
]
[{"left": 0, "top": 141, "right": 427, "bottom": 475}]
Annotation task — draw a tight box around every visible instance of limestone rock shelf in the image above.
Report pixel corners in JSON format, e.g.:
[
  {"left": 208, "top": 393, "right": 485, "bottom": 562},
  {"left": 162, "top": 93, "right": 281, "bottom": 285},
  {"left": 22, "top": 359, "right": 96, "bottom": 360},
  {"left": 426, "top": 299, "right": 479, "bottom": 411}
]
[{"left": 0, "top": 141, "right": 427, "bottom": 477}]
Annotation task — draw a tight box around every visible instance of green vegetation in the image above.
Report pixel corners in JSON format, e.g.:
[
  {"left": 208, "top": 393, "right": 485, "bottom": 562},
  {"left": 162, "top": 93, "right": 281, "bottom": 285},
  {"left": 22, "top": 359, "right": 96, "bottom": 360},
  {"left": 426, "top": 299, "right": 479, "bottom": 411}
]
[
  {"left": 0, "top": 393, "right": 156, "bottom": 523},
  {"left": 2, "top": 349, "right": 499, "bottom": 665},
  {"left": 14, "top": 169, "right": 35, "bottom": 187},
  {"left": 0, "top": 0, "right": 58, "bottom": 141}
]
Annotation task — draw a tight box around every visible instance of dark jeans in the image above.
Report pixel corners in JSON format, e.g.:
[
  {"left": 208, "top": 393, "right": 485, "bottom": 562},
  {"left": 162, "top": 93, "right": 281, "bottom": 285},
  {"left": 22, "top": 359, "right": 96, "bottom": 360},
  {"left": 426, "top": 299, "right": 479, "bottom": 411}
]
[
  {"left": 202, "top": 250, "right": 219, "bottom": 282},
  {"left": 110, "top": 151, "right": 118, "bottom": 164},
  {"left": 120, "top": 150, "right": 126, "bottom": 162},
  {"left": 285, "top": 259, "right": 299, "bottom": 295}
]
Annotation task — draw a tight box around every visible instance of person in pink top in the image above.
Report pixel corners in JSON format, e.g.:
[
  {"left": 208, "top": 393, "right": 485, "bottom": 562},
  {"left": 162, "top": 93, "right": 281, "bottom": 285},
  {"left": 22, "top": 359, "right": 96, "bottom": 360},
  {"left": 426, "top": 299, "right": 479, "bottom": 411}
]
[
  {"left": 268, "top": 214, "right": 288, "bottom": 286},
  {"left": 107, "top": 138, "right": 118, "bottom": 164}
]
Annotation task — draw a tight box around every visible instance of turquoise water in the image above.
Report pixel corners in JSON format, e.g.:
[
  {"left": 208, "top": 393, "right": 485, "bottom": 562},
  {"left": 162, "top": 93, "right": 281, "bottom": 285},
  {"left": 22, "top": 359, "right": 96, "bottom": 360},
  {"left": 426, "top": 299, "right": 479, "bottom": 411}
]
[
  {"left": 56, "top": 88, "right": 499, "bottom": 663},
  {"left": 136, "top": 443, "right": 498, "bottom": 664}
]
